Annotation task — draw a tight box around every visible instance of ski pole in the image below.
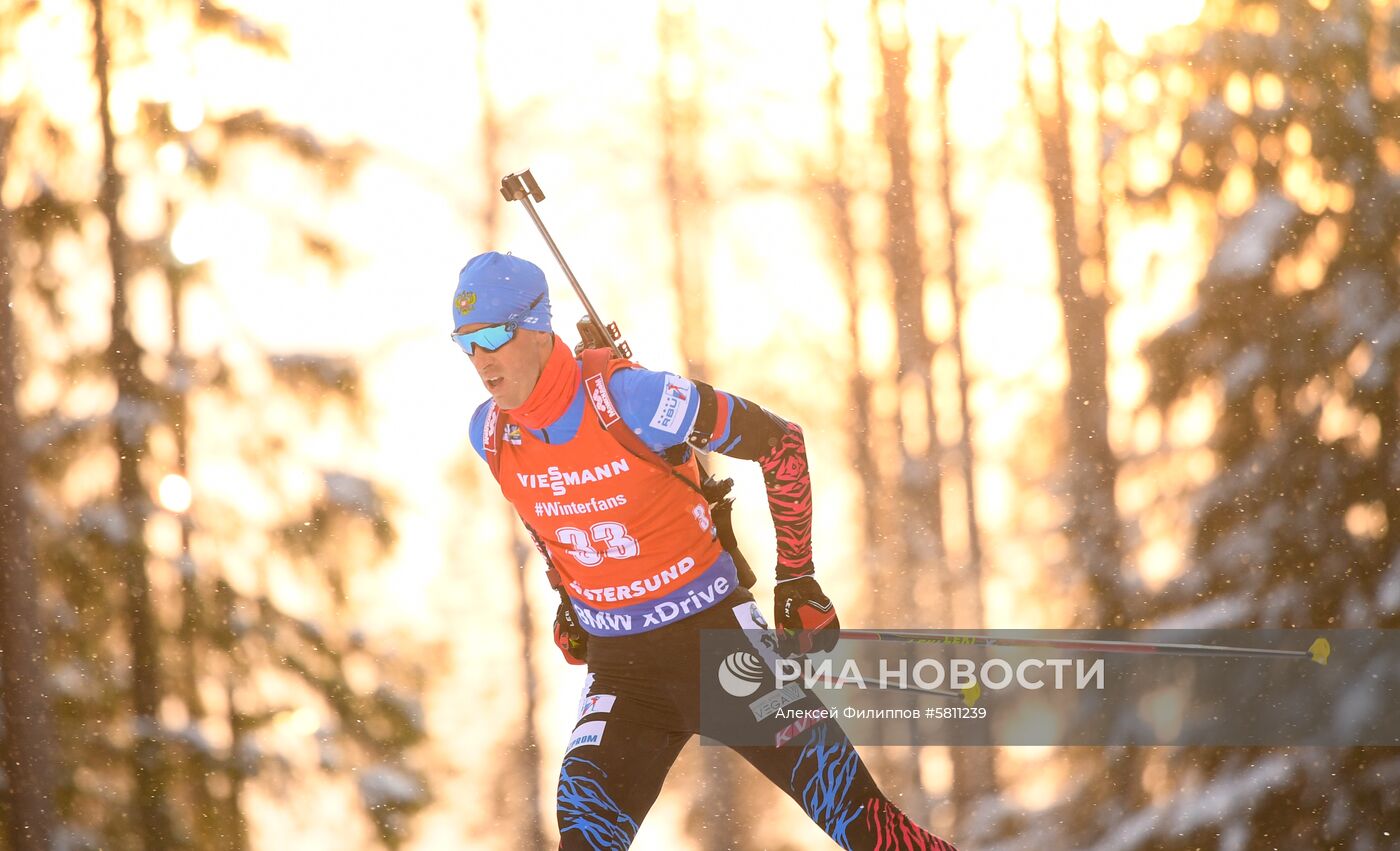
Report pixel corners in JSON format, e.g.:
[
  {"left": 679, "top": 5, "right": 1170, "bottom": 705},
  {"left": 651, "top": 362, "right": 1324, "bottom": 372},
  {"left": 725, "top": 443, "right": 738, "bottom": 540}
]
[
  {"left": 500, "top": 170, "right": 630, "bottom": 359},
  {"left": 805, "top": 673, "right": 981, "bottom": 706},
  {"left": 837, "top": 630, "right": 1332, "bottom": 666},
  {"left": 498, "top": 168, "right": 759, "bottom": 590}
]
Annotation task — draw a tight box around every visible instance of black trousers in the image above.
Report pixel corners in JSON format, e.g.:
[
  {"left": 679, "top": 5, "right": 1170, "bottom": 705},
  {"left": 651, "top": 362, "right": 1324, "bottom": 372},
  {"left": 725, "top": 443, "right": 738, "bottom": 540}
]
[{"left": 556, "top": 589, "right": 958, "bottom": 850}]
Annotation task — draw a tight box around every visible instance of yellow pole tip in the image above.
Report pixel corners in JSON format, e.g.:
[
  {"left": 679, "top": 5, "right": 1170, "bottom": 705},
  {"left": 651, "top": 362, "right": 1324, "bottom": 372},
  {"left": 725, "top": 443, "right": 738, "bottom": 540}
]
[
  {"left": 1309, "top": 637, "right": 1331, "bottom": 666},
  {"left": 963, "top": 683, "right": 982, "bottom": 707}
]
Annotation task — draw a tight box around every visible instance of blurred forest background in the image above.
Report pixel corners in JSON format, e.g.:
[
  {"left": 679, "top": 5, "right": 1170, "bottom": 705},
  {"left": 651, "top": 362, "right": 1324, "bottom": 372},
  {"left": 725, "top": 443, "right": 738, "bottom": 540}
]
[{"left": 2, "top": 0, "right": 1398, "bottom": 848}]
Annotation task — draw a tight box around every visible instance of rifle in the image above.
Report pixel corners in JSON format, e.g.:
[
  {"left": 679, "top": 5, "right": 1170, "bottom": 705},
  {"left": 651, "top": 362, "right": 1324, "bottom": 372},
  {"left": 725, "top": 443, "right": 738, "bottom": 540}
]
[{"left": 500, "top": 170, "right": 757, "bottom": 590}]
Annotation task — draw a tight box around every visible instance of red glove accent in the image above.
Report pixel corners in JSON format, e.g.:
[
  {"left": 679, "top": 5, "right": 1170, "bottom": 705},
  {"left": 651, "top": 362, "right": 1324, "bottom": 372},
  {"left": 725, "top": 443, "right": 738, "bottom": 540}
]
[
  {"left": 774, "top": 575, "right": 841, "bottom": 656},
  {"left": 553, "top": 600, "right": 589, "bottom": 665}
]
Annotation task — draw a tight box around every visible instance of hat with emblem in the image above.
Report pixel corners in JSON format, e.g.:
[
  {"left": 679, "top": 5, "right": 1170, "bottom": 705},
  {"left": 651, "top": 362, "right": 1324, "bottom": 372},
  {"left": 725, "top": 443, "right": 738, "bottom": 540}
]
[{"left": 451, "top": 251, "right": 552, "bottom": 332}]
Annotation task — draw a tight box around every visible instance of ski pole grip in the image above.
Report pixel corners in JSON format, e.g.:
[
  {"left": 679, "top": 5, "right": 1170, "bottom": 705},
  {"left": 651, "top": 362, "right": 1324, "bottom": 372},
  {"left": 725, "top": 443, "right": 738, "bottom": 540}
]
[{"left": 500, "top": 170, "right": 544, "bottom": 203}]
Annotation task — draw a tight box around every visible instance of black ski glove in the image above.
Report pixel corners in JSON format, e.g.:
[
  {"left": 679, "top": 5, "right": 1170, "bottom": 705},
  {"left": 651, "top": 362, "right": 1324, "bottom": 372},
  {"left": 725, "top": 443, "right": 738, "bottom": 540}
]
[
  {"left": 553, "top": 599, "right": 589, "bottom": 665},
  {"left": 774, "top": 575, "right": 841, "bottom": 656}
]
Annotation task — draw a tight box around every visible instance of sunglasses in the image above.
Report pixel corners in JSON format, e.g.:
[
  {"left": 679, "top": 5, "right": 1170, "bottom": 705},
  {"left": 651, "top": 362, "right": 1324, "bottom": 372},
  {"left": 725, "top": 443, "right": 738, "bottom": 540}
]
[{"left": 451, "top": 293, "right": 544, "bottom": 355}]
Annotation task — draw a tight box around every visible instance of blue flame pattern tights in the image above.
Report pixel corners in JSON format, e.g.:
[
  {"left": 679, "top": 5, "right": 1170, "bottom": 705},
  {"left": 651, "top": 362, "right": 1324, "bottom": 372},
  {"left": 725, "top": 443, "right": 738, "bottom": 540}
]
[
  {"left": 556, "top": 714, "right": 956, "bottom": 850},
  {"left": 556, "top": 755, "right": 641, "bottom": 850},
  {"left": 554, "top": 589, "right": 958, "bottom": 850}
]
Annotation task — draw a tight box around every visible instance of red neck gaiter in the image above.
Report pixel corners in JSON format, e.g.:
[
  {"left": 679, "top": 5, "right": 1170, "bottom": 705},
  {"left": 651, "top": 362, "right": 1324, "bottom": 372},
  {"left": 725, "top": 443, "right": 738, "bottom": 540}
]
[{"left": 507, "top": 336, "right": 579, "bottom": 429}]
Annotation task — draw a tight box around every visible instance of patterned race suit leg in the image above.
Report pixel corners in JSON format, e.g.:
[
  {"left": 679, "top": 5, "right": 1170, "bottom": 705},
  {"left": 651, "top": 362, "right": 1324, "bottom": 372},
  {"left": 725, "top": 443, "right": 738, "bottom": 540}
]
[{"left": 555, "top": 589, "right": 958, "bottom": 851}]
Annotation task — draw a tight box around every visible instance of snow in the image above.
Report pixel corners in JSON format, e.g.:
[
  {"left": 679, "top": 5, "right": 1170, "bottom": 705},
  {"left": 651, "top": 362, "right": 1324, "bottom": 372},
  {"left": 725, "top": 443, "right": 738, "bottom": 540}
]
[
  {"left": 77, "top": 502, "right": 131, "bottom": 544},
  {"left": 1378, "top": 550, "right": 1400, "bottom": 614},
  {"left": 170, "top": 723, "right": 216, "bottom": 758},
  {"left": 323, "top": 471, "right": 383, "bottom": 517},
  {"left": 50, "top": 663, "right": 96, "bottom": 699},
  {"left": 1205, "top": 192, "right": 1301, "bottom": 284},
  {"left": 1221, "top": 345, "right": 1266, "bottom": 402},
  {"left": 375, "top": 686, "right": 427, "bottom": 736},
  {"left": 317, "top": 729, "right": 343, "bottom": 771},
  {"left": 292, "top": 616, "right": 325, "bottom": 644},
  {"left": 1149, "top": 593, "right": 1251, "bottom": 629},
  {"left": 1084, "top": 754, "right": 1296, "bottom": 851},
  {"left": 165, "top": 358, "right": 194, "bottom": 394},
  {"left": 1184, "top": 98, "right": 1233, "bottom": 145},
  {"left": 357, "top": 764, "right": 426, "bottom": 810},
  {"left": 268, "top": 353, "right": 356, "bottom": 391},
  {"left": 1319, "top": 17, "right": 1367, "bottom": 50},
  {"left": 1220, "top": 822, "right": 1248, "bottom": 851},
  {"left": 21, "top": 413, "right": 98, "bottom": 454},
  {"left": 52, "top": 826, "right": 103, "bottom": 851},
  {"left": 1330, "top": 267, "right": 1388, "bottom": 351},
  {"left": 1343, "top": 87, "right": 1377, "bottom": 138},
  {"left": 1333, "top": 670, "right": 1382, "bottom": 737},
  {"left": 234, "top": 737, "right": 262, "bottom": 775},
  {"left": 112, "top": 398, "right": 161, "bottom": 446},
  {"left": 1356, "top": 315, "right": 1400, "bottom": 394},
  {"left": 1391, "top": 8, "right": 1400, "bottom": 64}
]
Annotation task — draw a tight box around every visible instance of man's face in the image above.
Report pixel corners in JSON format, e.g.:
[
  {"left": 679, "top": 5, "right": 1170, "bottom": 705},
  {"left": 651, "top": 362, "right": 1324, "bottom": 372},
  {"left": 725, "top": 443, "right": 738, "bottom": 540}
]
[{"left": 460, "top": 325, "right": 553, "bottom": 409}]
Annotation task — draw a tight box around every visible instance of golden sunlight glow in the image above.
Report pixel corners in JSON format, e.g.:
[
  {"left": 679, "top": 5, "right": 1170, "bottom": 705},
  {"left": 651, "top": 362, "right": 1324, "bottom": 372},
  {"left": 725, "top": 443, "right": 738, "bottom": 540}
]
[
  {"left": 156, "top": 141, "right": 187, "bottom": 175},
  {"left": 1346, "top": 342, "right": 1373, "bottom": 379},
  {"left": 1381, "top": 137, "right": 1400, "bottom": 173},
  {"left": 1288, "top": 123, "right": 1310, "bottom": 156},
  {"left": 1225, "top": 72, "right": 1253, "bottom": 115},
  {"left": 1138, "top": 538, "right": 1185, "bottom": 590},
  {"left": 170, "top": 96, "right": 205, "bottom": 132},
  {"left": 1319, "top": 395, "right": 1363, "bottom": 443},
  {"left": 1328, "top": 182, "right": 1355, "bottom": 214},
  {"left": 1256, "top": 73, "right": 1285, "bottom": 110},
  {"left": 8, "top": 0, "right": 1295, "bottom": 845},
  {"left": 171, "top": 207, "right": 215, "bottom": 265},
  {"left": 275, "top": 705, "right": 322, "bottom": 737},
  {"left": 1358, "top": 414, "right": 1381, "bottom": 456},
  {"left": 873, "top": 0, "right": 908, "bottom": 45},
  {"left": 1137, "top": 685, "right": 1187, "bottom": 741},
  {"left": 1242, "top": 4, "right": 1281, "bottom": 35},
  {"left": 0, "top": 61, "right": 22, "bottom": 107},
  {"left": 1218, "top": 165, "right": 1256, "bottom": 216},
  {"left": 1284, "top": 159, "right": 1329, "bottom": 215},
  {"left": 1169, "top": 390, "right": 1217, "bottom": 447},
  {"left": 1294, "top": 253, "right": 1327, "bottom": 291},
  {"left": 963, "top": 285, "right": 1064, "bottom": 379},
  {"left": 999, "top": 745, "right": 1065, "bottom": 810},
  {"left": 1345, "top": 502, "right": 1386, "bottom": 541},
  {"left": 1075, "top": 0, "right": 1208, "bottom": 53},
  {"left": 157, "top": 473, "right": 192, "bottom": 513}
]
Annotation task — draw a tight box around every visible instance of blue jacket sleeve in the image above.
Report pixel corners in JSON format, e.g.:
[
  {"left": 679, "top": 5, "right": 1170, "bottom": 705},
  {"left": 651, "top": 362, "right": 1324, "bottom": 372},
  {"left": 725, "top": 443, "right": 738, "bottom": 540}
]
[
  {"left": 468, "top": 401, "right": 491, "bottom": 462},
  {"left": 607, "top": 367, "right": 700, "bottom": 455}
]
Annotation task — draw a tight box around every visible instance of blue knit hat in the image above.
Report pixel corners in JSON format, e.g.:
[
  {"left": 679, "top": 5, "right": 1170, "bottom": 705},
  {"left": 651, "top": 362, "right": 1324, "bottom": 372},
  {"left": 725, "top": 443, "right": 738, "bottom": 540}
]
[{"left": 451, "top": 252, "right": 552, "bottom": 332}]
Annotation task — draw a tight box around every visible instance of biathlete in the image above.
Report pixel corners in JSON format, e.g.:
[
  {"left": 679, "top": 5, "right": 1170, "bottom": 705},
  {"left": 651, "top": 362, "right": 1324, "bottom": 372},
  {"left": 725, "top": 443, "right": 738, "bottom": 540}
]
[{"left": 455, "top": 251, "right": 959, "bottom": 851}]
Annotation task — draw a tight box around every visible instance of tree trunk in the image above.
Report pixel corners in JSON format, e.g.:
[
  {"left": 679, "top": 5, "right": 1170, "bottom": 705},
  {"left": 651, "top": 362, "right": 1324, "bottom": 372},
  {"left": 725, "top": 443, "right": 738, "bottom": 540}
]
[
  {"left": 0, "top": 111, "right": 59, "bottom": 851},
  {"left": 657, "top": 7, "right": 752, "bottom": 847},
  {"left": 658, "top": 0, "right": 712, "bottom": 382},
  {"left": 1033, "top": 4, "right": 1127, "bottom": 630},
  {"left": 873, "top": 0, "right": 942, "bottom": 814},
  {"left": 471, "top": 0, "right": 502, "bottom": 250},
  {"left": 1022, "top": 3, "right": 1140, "bottom": 818},
  {"left": 933, "top": 30, "right": 997, "bottom": 827},
  {"left": 90, "top": 1, "right": 172, "bottom": 845},
  {"left": 819, "top": 17, "right": 882, "bottom": 572},
  {"left": 219, "top": 586, "right": 250, "bottom": 851},
  {"left": 165, "top": 255, "right": 226, "bottom": 847},
  {"left": 472, "top": 3, "right": 547, "bottom": 844},
  {"left": 509, "top": 529, "right": 549, "bottom": 849}
]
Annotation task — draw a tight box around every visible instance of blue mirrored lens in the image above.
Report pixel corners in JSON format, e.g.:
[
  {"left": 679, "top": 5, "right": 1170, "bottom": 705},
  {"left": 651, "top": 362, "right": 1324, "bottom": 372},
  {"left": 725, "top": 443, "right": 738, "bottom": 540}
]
[{"left": 452, "top": 323, "right": 515, "bottom": 354}]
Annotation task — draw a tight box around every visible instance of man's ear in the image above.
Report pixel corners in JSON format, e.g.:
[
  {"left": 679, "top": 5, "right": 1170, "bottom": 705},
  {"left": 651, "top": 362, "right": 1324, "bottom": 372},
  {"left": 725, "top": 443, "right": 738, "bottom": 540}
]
[{"left": 525, "top": 329, "right": 556, "bottom": 358}]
